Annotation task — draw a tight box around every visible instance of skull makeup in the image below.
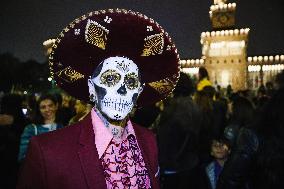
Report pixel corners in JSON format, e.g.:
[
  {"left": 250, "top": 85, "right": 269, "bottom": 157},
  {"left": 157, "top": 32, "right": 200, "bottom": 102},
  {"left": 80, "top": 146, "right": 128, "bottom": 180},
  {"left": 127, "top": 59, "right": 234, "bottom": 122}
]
[{"left": 88, "top": 56, "right": 144, "bottom": 121}]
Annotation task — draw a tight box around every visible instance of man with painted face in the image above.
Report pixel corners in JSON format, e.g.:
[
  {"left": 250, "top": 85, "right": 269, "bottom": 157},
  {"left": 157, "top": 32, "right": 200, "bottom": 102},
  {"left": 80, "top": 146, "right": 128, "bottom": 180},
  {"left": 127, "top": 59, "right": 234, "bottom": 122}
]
[
  {"left": 17, "top": 9, "right": 180, "bottom": 189},
  {"left": 88, "top": 56, "right": 143, "bottom": 127}
]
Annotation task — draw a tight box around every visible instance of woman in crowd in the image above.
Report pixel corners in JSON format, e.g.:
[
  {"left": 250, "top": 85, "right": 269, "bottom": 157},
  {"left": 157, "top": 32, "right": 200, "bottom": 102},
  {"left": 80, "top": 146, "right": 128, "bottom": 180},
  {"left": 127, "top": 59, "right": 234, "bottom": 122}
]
[
  {"left": 197, "top": 66, "right": 212, "bottom": 91},
  {"left": 18, "top": 94, "right": 63, "bottom": 162}
]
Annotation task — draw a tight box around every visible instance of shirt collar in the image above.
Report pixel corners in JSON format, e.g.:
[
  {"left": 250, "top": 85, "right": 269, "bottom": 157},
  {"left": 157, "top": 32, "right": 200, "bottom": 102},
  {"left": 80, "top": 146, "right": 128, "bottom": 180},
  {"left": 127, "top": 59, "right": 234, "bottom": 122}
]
[{"left": 91, "top": 108, "right": 136, "bottom": 158}]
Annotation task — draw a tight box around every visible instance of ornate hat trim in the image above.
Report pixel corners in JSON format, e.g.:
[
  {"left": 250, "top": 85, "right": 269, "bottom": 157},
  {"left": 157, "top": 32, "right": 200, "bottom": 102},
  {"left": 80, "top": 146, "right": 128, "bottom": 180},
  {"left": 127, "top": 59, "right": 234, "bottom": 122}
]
[
  {"left": 85, "top": 19, "right": 109, "bottom": 50},
  {"left": 56, "top": 66, "right": 85, "bottom": 83},
  {"left": 141, "top": 33, "right": 164, "bottom": 56},
  {"left": 148, "top": 77, "right": 176, "bottom": 95}
]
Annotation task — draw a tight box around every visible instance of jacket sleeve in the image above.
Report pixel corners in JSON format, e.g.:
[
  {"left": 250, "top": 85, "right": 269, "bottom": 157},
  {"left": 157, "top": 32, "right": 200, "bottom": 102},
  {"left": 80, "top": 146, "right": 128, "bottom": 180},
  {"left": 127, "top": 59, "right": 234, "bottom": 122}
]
[
  {"left": 18, "top": 124, "right": 36, "bottom": 162},
  {"left": 217, "top": 128, "right": 259, "bottom": 189},
  {"left": 17, "top": 137, "right": 46, "bottom": 189}
]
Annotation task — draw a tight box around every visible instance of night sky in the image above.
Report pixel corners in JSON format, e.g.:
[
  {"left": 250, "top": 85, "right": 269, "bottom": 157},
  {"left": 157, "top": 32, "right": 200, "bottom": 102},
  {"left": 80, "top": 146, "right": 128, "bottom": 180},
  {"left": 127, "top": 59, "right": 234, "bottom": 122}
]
[{"left": 0, "top": 0, "right": 283, "bottom": 63}]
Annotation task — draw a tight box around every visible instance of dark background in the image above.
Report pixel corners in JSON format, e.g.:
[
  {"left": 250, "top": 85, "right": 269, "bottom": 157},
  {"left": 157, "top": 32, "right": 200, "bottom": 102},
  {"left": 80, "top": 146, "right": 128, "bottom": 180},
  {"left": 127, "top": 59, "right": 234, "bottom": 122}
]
[{"left": 0, "top": 0, "right": 283, "bottom": 62}]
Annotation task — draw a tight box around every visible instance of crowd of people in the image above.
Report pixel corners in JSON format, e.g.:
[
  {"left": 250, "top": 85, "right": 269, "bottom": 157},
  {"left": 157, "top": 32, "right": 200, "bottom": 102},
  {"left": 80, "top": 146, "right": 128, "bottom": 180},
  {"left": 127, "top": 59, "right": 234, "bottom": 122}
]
[
  {"left": 1, "top": 7, "right": 284, "bottom": 189},
  {"left": 0, "top": 68, "right": 284, "bottom": 189},
  {"left": 155, "top": 69, "right": 284, "bottom": 189}
]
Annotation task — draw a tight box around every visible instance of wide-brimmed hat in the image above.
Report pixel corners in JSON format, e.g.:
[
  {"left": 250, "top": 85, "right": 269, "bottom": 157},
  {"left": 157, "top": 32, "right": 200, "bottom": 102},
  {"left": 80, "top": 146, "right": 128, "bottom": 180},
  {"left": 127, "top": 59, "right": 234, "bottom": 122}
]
[{"left": 49, "top": 9, "right": 180, "bottom": 107}]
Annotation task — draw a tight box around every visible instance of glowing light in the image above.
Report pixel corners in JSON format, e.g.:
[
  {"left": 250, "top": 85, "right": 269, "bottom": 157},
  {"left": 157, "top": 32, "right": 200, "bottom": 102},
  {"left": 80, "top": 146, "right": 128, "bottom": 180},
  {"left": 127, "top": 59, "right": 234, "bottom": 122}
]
[
  {"left": 248, "top": 65, "right": 261, "bottom": 72},
  {"left": 182, "top": 67, "right": 199, "bottom": 75},
  {"left": 221, "top": 70, "right": 230, "bottom": 87},
  {"left": 234, "top": 29, "right": 239, "bottom": 35}
]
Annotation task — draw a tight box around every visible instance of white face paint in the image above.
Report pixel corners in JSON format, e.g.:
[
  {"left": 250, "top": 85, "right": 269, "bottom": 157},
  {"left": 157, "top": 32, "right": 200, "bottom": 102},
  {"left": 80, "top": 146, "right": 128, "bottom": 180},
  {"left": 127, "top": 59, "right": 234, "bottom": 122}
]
[{"left": 88, "top": 56, "right": 143, "bottom": 121}]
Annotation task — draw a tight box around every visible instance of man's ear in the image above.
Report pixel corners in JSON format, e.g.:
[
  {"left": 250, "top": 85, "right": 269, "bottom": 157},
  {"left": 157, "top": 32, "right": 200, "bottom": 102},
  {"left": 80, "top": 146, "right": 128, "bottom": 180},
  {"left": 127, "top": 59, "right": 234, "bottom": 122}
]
[
  {"left": 88, "top": 78, "right": 97, "bottom": 102},
  {"left": 138, "top": 83, "right": 145, "bottom": 97}
]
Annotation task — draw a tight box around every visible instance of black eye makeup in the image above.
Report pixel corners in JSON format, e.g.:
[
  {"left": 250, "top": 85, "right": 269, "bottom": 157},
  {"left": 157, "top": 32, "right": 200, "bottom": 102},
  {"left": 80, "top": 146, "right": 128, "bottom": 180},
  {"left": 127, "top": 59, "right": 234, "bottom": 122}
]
[
  {"left": 100, "top": 69, "right": 121, "bottom": 87},
  {"left": 124, "top": 73, "right": 139, "bottom": 90}
]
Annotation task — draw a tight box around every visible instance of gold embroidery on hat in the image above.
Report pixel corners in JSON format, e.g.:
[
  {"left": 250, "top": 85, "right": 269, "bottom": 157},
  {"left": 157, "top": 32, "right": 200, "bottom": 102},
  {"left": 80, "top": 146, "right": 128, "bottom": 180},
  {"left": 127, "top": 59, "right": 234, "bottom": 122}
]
[
  {"left": 85, "top": 19, "right": 109, "bottom": 50},
  {"left": 56, "top": 66, "right": 85, "bottom": 83},
  {"left": 148, "top": 77, "right": 175, "bottom": 95},
  {"left": 141, "top": 33, "right": 164, "bottom": 56}
]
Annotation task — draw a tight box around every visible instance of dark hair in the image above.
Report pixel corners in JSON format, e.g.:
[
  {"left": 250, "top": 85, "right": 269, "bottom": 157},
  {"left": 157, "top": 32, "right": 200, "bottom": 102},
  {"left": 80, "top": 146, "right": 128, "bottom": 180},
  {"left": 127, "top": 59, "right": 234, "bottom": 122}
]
[
  {"left": 173, "top": 72, "right": 194, "bottom": 97},
  {"left": 0, "top": 94, "right": 24, "bottom": 117},
  {"left": 198, "top": 66, "right": 209, "bottom": 81},
  {"left": 33, "top": 94, "right": 59, "bottom": 125},
  {"left": 230, "top": 96, "right": 255, "bottom": 126},
  {"left": 158, "top": 97, "right": 202, "bottom": 172}
]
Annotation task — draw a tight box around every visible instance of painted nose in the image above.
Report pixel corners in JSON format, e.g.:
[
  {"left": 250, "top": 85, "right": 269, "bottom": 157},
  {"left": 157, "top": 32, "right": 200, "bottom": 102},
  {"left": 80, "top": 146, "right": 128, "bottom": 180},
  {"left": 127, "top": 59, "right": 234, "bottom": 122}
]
[{"left": 117, "top": 84, "right": 127, "bottom": 95}]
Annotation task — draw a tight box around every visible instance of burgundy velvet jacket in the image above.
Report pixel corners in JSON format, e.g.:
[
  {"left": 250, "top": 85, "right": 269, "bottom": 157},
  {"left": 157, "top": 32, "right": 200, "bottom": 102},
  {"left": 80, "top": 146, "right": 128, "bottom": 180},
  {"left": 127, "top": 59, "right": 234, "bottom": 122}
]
[{"left": 17, "top": 113, "right": 160, "bottom": 189}]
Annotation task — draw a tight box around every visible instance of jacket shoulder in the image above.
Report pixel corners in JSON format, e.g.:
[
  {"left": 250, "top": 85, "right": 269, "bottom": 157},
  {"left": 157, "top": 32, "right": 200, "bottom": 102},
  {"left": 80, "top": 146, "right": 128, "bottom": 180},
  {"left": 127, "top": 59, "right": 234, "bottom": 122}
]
[
  {"left": 32, "top": 121, "right": 82, "bottom": 148},
  {"left": 133, "top": 122, "right": 156, "bottom": 138}
]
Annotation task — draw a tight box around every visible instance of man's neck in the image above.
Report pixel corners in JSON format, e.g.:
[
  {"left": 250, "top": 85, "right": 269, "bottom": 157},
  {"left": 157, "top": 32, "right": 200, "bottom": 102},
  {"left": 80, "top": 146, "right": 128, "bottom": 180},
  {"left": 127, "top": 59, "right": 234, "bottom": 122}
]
[{"left": 94, "top": 108, "right": 128, "bottom": 139}]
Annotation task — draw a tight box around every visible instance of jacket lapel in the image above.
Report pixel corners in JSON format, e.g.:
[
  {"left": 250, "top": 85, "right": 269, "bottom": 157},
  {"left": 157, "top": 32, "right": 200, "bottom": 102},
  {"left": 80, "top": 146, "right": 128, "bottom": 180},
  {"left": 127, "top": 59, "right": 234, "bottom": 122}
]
[
  {"left": 133, "top": 123, "right": 155, "bottom": 187},
  {"left": 77, "top": 114, "right": 107, "bottom": 189}
]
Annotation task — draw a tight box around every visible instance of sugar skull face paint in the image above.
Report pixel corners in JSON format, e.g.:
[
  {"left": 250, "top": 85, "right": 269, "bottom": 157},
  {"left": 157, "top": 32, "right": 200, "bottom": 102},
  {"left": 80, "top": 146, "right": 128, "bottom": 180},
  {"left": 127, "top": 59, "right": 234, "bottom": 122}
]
[{"left": 88, "top": 56, "right": 143, "bottom": 121}]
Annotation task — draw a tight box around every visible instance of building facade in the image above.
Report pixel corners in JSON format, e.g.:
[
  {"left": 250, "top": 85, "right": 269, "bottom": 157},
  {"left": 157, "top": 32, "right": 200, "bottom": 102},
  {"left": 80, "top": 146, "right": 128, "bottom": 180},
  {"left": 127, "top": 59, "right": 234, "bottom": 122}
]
[{"left": 181, "top": 0, "right": 284, "bottom": 91}]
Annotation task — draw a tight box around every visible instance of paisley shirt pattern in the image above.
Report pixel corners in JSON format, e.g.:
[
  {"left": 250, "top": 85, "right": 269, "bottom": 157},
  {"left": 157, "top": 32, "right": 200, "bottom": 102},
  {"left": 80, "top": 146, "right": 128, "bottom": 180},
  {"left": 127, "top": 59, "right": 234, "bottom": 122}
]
[
  {"left": 101, "top": 134, "right": 151, "bottom": 189},
  {"left": 91, "top": 109, "right": 151, "bottom": 189}
]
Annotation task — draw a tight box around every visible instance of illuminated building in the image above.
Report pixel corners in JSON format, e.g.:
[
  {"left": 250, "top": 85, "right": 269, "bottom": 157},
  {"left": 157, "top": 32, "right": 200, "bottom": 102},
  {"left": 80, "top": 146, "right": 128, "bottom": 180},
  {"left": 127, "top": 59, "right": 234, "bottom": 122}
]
[{"left": 181, "top": 0, "right": 284, "bottom": 90}]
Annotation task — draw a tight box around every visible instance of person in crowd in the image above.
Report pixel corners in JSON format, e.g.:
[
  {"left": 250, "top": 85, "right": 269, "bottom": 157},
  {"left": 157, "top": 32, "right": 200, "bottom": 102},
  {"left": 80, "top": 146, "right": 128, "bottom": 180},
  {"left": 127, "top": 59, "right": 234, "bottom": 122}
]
[
  {"left": 0, "top": 94, "right": 28, "bottom": 138},
  {"left": 253, "top": 85, "right": 270, "bottom": 111},
  {"left": 197, "top": 66, "right": 212, "bottom": 91},
  {"left": 224, "top": 96, "right": 255, "bottom": 149},
  {"left": 54, "top": 92, "right": 76, "bottom": 126},
  {"left": 265, "top": 81, "right": 275, "bottom": 97},
  {"left": 226, "top": 85, "right": 233, "bottom": 98},
  {"left": 195, "top": 86, "right": 227, "bottom": 163},
  {"left": 0, "top": 94, "right": 28, "bottom": 189},
  {"left": 68, "top": 100, "right": 92, "bottom": 125},
  {"left": 200, "top": 137, "right": 231, "bottom": 189},
  {"left": 217, "top": 87, "right": 284, "bottom": 189},
  {"left": 275, "top": 70, "right": 284, "bottom": 89},
  {"left": 17, "top": 9, "right": 180, "bottom": 189},
  {"left": 18, "top": 94, "right": 63, "bottom": 162},
  {"left": 157, "top": 72, "right": 202, "bottom": 189}
]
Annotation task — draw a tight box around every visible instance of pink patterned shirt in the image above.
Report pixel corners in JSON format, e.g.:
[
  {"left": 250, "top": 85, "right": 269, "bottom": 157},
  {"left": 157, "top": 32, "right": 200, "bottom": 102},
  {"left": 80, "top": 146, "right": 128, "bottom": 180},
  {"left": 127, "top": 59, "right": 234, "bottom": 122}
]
[{"left": 91, "top": 109, "right": 151, "bottom": 189}]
